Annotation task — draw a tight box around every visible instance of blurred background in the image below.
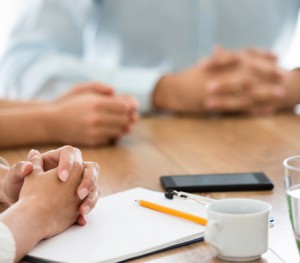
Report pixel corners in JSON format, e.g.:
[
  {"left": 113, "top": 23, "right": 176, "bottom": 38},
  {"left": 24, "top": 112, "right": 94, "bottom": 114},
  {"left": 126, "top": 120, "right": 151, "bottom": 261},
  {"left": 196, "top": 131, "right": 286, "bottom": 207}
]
[
  {"left": 0, "top": 2, "right": 299, "bottom": 67},
  {"left": 0, "top": 2, "right": 26, "bottom": 57}
]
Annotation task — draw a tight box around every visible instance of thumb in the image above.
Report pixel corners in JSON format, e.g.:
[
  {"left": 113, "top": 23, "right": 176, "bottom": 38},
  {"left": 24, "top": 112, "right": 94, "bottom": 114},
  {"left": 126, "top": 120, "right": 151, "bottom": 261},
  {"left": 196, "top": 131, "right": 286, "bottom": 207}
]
[
  {"left": 8, "top": 161, "right": 33, "bottom": 185},
  {"left": 28, "top": 149, "right": 44, "bottom": 174},
  {"left": 87, "top": 82, "right": 115, "bottom": 96}
]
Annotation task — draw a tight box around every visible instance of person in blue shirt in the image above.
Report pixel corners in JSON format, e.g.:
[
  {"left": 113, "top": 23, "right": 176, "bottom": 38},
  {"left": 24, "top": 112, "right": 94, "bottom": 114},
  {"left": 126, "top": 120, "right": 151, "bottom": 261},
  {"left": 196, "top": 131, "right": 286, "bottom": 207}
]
[{"left": 0, "top": 0, "right": 299, "bottom": 116}]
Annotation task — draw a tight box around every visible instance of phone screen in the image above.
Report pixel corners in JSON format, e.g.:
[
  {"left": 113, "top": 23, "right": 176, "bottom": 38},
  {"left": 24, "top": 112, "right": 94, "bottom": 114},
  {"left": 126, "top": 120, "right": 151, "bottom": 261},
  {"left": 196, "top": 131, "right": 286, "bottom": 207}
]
[
  {"left": 171, "top": 173, "right": 260, "bottom": 186},
  {"left": 160, "top": 172, "right": 273, "bottom": 192}
]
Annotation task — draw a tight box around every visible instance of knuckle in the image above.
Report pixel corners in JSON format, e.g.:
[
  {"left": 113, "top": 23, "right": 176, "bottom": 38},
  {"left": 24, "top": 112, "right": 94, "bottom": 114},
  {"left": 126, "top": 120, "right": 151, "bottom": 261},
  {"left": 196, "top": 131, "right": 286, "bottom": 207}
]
[
  {"left": 72, "top": 161, "right": 84, "bottom": 174},
  {"left": 92, "top": 98, "right": 104, "bottom": 110},
  {"left": 62, "top": 145, "right": 74, "bottom": 153},
  {"left": 92, "top": 162, "right": 101, "bottom": 174},
  {"left": 116, "top": 102, "right": 128, "bottom": 112},
  {"left": 121, "top": 115, "right": 129, "bottom": 124},
  {"left": 74, "top": 147, "right": 82, "bottom": 159},
  {"left": 92, "top": 170, "right": 99, "bottom": 184},
  {"left": 9, "top": 163, "right": 18, "bottom": 174},
  {"left": 84, "top": 193, "right": 98, "bottom": 210},
  {"left": 87, "top": 198, "right": 96, "bottom": 210},
  {"left": 84, "top": 161, "right": 100, "bottom": 173},
  {"left": 249, "top": 62, "right": 258, "bottom": 71},
  {"left": 85, "top": 132, "right": 100, "bottom": 147},
  {"left": 85, "top": 163, "right": 100, "bottom": 182},
  {"left": 86, "top": 115, "right": 99, "bottom": 127},
  {"left": 91, "top": 189, "right": 100, "bottom": 203},
  {"left": 95, "top": 188, "right": 101, "bottom": 201},
  {"left": 15, "top": 161, "right": 26, "bottom": 173}
]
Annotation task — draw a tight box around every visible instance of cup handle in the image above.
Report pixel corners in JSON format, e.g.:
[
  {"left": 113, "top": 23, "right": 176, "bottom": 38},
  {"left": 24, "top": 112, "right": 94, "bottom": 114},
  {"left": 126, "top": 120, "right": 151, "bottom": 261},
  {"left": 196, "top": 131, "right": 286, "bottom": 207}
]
[{"left": 204, "top": 220, "right": 223, "bottom": 253}]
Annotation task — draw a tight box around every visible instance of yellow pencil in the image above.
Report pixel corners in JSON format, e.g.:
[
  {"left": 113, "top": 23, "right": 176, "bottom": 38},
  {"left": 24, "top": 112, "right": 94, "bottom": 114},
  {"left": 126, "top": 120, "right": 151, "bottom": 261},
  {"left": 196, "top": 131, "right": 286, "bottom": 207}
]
[{"left": 136, "top": 199, "right": 207, "bottom": 226}]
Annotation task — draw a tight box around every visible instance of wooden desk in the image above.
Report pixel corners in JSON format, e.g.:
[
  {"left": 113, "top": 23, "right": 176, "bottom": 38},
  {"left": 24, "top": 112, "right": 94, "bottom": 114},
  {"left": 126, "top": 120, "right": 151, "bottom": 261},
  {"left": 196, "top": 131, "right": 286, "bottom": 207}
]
[{"left": 1, "top": 113, "right": 299, "bottom": 262}]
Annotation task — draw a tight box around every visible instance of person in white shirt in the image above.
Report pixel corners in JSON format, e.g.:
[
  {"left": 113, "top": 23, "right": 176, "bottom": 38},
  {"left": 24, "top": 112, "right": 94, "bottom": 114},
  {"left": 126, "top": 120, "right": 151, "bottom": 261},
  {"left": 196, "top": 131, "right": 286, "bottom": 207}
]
[
  {"left": 0, "top": 146, "right": 100, "bottom": 263},
  {"left": 0, "top": 0, "right": 299, "bottom": 115}
]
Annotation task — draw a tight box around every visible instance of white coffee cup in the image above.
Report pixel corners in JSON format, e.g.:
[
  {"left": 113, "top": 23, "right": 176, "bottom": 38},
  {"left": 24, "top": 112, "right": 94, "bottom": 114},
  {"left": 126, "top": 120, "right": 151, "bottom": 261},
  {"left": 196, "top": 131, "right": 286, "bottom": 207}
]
[{"left": 204, "top": 198, "right": 271, "bottom": 262}]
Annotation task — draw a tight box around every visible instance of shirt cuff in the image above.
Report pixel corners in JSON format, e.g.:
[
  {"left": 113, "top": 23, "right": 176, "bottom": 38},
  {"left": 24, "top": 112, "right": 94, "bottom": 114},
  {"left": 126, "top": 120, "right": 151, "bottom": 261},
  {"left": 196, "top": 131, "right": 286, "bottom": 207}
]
[{"left": 0, "top": 222, "right": 16, "bottom": 263}]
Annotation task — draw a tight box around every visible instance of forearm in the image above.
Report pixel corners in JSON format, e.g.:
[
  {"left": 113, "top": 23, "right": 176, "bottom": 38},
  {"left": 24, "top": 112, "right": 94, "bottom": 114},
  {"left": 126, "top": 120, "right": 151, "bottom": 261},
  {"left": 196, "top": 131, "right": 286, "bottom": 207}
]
[
  {"left": 282, "top": 69, "right": 300, "bottom": 109},
  {"left": 152, "top": 73, "right": 184, "bottom": 112},
  {"left": 0, "top": 99, "right": 43, "bottom": 109},
  {"left": 0, "top": 200, "right": 47, "bottom": 262},
  {"left": 152, "top": 67, "right": 208, "bottom": 113},
  {"left": 0, "top": 105, "right": 57, "bottom": 148}
]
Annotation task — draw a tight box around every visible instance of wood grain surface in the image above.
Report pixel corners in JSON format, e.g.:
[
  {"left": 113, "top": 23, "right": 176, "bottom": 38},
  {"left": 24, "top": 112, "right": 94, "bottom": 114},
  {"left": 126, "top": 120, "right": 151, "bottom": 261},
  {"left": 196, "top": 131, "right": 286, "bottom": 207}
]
[{"left": 1, "top": 113, "right": 299, "bottom": 262}]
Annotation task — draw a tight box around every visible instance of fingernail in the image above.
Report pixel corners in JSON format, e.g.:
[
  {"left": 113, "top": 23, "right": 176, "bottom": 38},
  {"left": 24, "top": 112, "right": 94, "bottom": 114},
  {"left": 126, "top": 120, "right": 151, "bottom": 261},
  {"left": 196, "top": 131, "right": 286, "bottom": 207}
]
[
  {"left": 20, "top": 162, "right": 29, "bottom": 174},
  {"left": 83, "top": 205, "right": 91, "bottom": 215},
  {"left": 28, "top": 149, "right": 39, "bottom": 159},
  {"left": 79, "top": 188, "right": 88, "bottom": 200},
  {"left": 59, "top": 169, "right": 69, "bottom": 182}
]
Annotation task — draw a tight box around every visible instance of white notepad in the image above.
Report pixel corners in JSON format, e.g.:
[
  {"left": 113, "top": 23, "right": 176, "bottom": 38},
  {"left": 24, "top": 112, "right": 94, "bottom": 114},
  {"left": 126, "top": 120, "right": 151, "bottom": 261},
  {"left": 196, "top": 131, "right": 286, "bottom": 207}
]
[{"left": 26, "top": 187, "right": 207, "bottom": 263}]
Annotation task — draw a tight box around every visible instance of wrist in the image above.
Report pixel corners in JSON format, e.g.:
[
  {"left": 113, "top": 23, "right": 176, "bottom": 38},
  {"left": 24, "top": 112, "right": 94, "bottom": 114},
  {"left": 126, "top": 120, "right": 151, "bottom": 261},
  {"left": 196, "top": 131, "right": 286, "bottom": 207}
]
[
  {"left": 0, "top": 198, "right": 50, "bottom": 261},
  {"left": 152, "top": 67, "right": 207, "bottom": 113},
  {"left": 152, "top": 73, "right": 185, "bottom": 112},
  {"left": 282, "top": 69, "right": 300, "bottom": 109},
  {"left": 41, "top": 103, "right": 61, "bottom": 143},
  {"left": 14, "top": 198, "right": 51, "bottom": 239}
]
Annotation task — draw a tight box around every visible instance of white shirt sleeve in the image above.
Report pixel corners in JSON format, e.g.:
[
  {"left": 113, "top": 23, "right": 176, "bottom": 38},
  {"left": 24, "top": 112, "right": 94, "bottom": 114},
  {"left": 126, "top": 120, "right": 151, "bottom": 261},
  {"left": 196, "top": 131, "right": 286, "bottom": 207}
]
[
  {"left": 0, "top": 222, "right": 16, "bottom": 263},
  {"left": 0, "top": 0, "right": 162, "bottom": 114},
  {"left": 4, "top": 0, "right": 297, "bottom": 114},
  {"left": 8, "top": 53, "right": 162, "bottom": 113}
]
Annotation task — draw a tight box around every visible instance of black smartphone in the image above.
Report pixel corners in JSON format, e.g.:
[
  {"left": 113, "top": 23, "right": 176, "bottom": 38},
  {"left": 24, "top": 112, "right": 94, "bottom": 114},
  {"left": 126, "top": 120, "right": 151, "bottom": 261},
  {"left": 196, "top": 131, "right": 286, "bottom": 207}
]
[{"left": 160, "top": 172, "right": 274, "bottom": 192}]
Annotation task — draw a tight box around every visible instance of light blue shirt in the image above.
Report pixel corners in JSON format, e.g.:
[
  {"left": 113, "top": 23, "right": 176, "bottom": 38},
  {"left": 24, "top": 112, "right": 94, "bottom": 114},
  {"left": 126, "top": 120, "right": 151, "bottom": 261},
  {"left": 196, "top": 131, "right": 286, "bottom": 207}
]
[{"left": 0, "top": 0, "right": 299, "bottom": 112}]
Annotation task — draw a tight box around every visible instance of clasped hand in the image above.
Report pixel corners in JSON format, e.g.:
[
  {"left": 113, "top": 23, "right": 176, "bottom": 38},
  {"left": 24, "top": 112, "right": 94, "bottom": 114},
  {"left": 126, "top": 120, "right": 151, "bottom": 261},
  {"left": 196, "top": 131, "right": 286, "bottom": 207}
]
[
  {"left": 0, "top": 145, "right": 100, "bottom": 226},
  {"left": 201, "top": 47, "right": 286, "bottom": 115}
]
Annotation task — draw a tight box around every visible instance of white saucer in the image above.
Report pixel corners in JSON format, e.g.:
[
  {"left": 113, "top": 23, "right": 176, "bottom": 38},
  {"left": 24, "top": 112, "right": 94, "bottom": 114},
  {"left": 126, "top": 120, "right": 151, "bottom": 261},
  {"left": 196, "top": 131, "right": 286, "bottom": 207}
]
[{"left": 217, "top": 254, "right": 261, "bottom": 262}]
